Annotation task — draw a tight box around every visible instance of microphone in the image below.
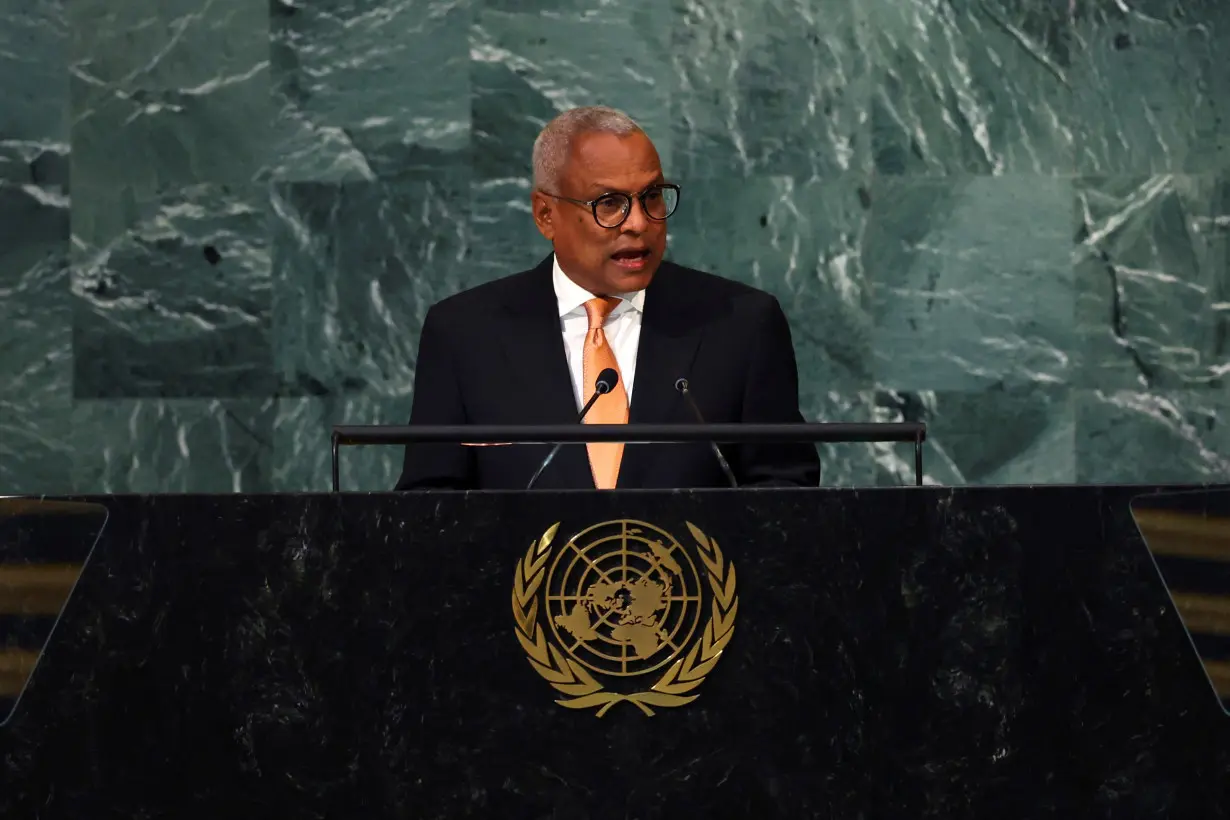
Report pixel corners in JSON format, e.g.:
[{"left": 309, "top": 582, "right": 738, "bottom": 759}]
[
  {"left": 675, "top": 378, "right": 739, "bottom": 488},
  {"left": 526, "top": 367, "right": 619, "bottom": 490}
]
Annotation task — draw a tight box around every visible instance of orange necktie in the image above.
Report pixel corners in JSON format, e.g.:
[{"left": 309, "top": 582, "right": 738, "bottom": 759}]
[{"left": 582, "top": 297, "right": 629, "bottom": 489}]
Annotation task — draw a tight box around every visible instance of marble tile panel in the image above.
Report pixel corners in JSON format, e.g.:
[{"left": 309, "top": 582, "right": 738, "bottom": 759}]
[
  {"left": 70, "top": 399, "right": 274, "bottom": 493},
  {"left": 468, "top": 177, "right": 549, "bottom": 287},
  {"left": 1075, "top": 389, "right": 1230, "bottom": 483},
  {"left": 68, "top": 0, "right": 270, "bottom": 242},
  {"left": 868, "top": 175, "right": 1075, "bottom": 391},
  {"left": 0, "top": 0, "right": 68, "bottom": 185},
  {"left": 672, "top": 0, "right": 870, "bottom": 179},
  {"left": 863, "top": 0, "right": 1075, "bottom": 174},
  {"left": 472, "top": 3, "right": 672, "bottom": 180},
  {"left": 68, "top": 398, "right": 273, "bottom": 491},
  {"left": 668, "top": 174, "right": 874, "bottom": 391},
  {"left": 1071, "top": 0, "right": 1230, "bottom": 174},
  {"left": 810, "top": 387, "right": 1077, "bottom": 487},
  {"left": 71, "top": 184, "right": 273, "bottom": 398},
  {"left": 887, "top": 386, "right": 1076, "bottom": 486},
  {"left": 0, "top": 180, "right": 73, "bottom": 495},
  {"left": 271, "top": 172, "right": 471, "bottom": 399},
  {"left": 270, "top": 0, "right": 470, "bottom": 182},
  {"left": 1074, "top": 173, "right": 1229, "bottom": 390}
]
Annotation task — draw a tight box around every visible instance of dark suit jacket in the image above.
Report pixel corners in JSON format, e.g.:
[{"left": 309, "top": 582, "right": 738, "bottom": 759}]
[{"left": 394, "top": 255, "right": 821, "bottom": 490}]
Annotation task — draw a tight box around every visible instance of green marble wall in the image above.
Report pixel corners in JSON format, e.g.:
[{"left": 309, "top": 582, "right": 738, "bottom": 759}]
[{"left": 1, "top": 0, "right": 1227, "bottom": 493}]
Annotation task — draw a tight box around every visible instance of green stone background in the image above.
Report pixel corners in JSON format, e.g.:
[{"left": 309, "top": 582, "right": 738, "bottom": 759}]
[{"left": 1, "top": 0, "right": 1226, "bottom": 493}]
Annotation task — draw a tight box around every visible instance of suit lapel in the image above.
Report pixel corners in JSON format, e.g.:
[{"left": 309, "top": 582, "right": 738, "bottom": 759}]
[
  {"left": 618, "top": 263, "right": 706, "bottom": 488},
  {"left": 496, "top": 256, "right": 594, "bottom": 489}
]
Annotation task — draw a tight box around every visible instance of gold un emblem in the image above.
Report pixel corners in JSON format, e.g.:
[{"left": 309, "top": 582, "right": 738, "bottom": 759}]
[{"left": 512, "top": 519, "right": 738, "bottom": 716}]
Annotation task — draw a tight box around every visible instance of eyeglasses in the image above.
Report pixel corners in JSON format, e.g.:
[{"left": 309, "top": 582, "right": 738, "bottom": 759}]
[{"left": 542, "top": 183, "right": 681, "bottom": 229}]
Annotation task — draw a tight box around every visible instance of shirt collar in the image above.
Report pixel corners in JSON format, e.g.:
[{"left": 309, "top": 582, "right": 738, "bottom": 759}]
[{"left": 552, "top": 254, "right": 646, "bottom": 318}]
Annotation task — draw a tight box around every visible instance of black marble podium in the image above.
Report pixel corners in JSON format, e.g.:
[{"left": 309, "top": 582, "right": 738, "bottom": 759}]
[{"left": 1, "top": 486, "right": 1227, "bottom": 818}]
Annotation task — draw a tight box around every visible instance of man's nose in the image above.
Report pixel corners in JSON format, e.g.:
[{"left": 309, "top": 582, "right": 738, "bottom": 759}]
[{"left": 621, "top": 197, "right": 650, "bottom": 232}]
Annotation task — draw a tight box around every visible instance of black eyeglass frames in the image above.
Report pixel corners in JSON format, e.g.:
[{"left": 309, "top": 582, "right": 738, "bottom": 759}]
[{"left": 541, "top": 183, "right": 681, "bottom": 228}]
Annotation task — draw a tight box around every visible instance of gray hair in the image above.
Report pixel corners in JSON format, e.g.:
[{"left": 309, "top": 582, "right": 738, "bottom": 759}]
[{"left": 531, "top": 106, "right": 643, "bottom": 192}]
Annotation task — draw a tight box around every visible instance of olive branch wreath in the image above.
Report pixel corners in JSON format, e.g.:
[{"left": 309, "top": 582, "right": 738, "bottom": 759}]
[{"left": 511, "top": 521, "right": 737, "bottom": 717}]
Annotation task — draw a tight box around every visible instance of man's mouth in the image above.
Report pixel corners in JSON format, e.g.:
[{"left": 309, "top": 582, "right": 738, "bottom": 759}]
[{"left": 610, "top": 248, "right": 651, "bottom": 270}]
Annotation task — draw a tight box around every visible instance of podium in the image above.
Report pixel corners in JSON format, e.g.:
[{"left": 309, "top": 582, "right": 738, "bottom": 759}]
[{"left": 0, "top": 486, "right": 1227, "bottom": 817}]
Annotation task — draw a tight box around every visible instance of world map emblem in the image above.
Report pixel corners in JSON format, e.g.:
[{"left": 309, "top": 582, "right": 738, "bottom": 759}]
[{"left": 511, "top": 519, "right": 738, "bottom": 716}]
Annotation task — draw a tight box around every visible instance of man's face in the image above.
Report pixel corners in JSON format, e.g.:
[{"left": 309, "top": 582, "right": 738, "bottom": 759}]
[{"left": 532, "top": 130, "right": 668, "bottom": 295}]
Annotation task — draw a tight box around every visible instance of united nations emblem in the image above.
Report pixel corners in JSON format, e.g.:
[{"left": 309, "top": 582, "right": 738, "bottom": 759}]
[{"left": 511, "top": 519, "right": 738, "bottom": 716}]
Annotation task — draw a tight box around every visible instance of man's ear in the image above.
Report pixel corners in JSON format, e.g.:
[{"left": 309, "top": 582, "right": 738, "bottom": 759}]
[{"left": 531, "top": 191, "right": 555, "bottom": 241}]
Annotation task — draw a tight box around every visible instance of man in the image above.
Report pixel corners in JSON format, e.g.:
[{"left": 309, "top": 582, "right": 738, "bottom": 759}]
[{"left": 395, "top": 106, "right": 820, "bottom": 490}]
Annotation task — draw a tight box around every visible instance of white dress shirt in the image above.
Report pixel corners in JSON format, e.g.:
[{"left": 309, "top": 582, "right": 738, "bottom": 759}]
[{"left": 553, "top": 255, "right": 644, "bottom": 410}]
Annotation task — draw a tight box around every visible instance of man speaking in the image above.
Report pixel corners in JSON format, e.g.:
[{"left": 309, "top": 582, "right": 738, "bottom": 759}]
[{"left": 395, "top": 106, "right": 820, "bottom": 491}]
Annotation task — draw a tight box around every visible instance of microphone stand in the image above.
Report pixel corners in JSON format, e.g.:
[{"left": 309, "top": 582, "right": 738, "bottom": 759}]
[
  {"left": 675, "top": 379, "right": 739, "bottom": 488},
  {"left": 525, "top": 384, "right": 608, "bottom": 490}
]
